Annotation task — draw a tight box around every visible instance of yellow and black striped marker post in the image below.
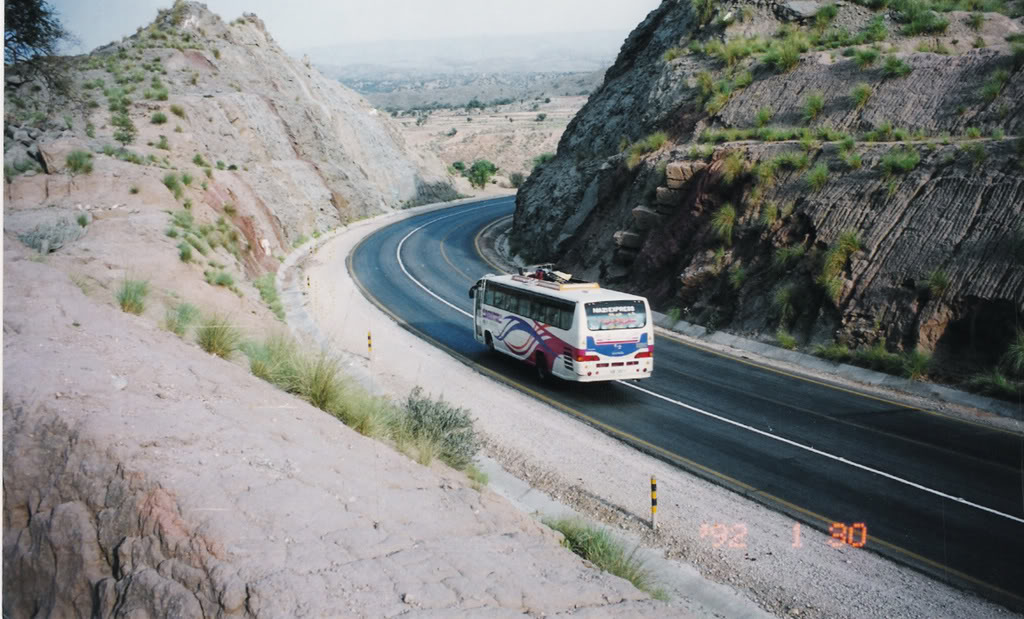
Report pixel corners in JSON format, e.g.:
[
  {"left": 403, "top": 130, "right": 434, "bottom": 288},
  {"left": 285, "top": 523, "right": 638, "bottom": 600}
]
[
  {"left": 367, "top": 331, "right": 373, "bottom": 359},
  {"left": 651, "top": 475, "right": 658, "bottom": 530}
]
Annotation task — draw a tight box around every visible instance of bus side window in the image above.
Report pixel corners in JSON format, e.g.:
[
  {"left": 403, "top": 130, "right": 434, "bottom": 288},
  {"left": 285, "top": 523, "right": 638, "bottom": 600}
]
[
  {"left": 505, "top": 293, "right": 518, "bottom": 314},
  {"left": 559, "top": 307, "right": 573, "bottom": 330},
  {"left": 484, "top": 288, "right": 494, "bottom": 306},
  {"left": 494, "top": 289, "right": 505, "bottom": 309},
  {"left": 528, "top": 299, "right": 542, "bottom": 322},
  {"left": 542, "top": 304, "right": 557, "bottom": 326}
]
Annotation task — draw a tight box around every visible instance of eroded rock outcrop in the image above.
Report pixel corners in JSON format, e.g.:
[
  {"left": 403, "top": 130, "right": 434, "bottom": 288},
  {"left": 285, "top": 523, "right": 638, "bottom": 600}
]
[{"left": 512, "top": 0, "right": 1024, "bottom": 367}]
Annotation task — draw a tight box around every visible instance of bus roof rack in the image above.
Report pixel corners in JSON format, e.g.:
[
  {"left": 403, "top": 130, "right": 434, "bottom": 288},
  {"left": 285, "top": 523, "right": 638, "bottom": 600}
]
[{"left": 515, "top": 264, "right": 599, "bottom": 290}]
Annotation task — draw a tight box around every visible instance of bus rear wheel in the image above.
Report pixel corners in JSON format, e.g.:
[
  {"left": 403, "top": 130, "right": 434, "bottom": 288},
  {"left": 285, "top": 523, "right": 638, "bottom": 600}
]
[{"left": 535, "top": 352, "right": 549, "bottom": 382}]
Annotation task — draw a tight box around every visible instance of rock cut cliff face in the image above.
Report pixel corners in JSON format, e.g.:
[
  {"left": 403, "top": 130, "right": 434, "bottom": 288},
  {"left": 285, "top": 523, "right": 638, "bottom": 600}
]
[{"left": 512, "top": 0, "right": 1024, "bottom": 373}]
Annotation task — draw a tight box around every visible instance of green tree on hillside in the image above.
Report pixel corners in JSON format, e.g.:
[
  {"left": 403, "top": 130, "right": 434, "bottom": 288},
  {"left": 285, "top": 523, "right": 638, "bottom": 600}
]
[
  {"left": 4, "top": 0, "right": 75, "bottom": 93},
  {"left": 467, "top": 160, "right": 497, "bottom": 189}
]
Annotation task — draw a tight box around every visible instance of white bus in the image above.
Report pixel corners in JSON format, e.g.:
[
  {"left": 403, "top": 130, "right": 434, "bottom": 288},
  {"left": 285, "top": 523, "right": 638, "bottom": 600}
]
[{"left": 468, "top": 267, "right": 654, "bottom": 382}]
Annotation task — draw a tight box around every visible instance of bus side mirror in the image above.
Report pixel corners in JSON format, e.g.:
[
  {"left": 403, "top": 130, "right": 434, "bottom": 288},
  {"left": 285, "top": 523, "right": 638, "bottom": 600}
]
[{"left": 468, "top": 287, "right": 476, "bottom": 299}]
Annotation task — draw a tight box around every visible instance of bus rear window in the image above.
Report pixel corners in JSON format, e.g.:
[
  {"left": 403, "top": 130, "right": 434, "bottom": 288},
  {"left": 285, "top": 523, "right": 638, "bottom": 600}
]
[{"left": 585, "top": 301, "right": 646, "bottom": 331}]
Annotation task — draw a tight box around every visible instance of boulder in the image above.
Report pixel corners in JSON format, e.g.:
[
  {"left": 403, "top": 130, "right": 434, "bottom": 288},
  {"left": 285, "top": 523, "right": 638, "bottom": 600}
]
[
  {"left": 665, "top": 161, "right": 706, "bottom": 189},
  {"left": 655, "top": 186, "right": 684, "bottom": 207},
  {"left": 778, "top": 0, "right": 821, "bottom": 20},
  {"left": 38, "top": 137, "right": 88, "bottom": 175},
  {"left": 612, "top": 230, "right": 643, "bottom": 249},
  {"left": 631, "top": 205, "right": 663, "bottom": 230}
]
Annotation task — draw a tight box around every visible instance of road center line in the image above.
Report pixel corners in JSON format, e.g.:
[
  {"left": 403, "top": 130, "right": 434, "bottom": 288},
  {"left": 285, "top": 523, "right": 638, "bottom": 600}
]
[{"left": 396, "top": 204, "right": 1024, "bottom": 526}]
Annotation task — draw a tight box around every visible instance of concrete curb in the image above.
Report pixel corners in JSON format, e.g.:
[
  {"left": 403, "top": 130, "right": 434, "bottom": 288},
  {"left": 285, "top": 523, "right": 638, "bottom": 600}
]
[{"left": 651, "top": 312, "right": 1023, "bottom": 421}]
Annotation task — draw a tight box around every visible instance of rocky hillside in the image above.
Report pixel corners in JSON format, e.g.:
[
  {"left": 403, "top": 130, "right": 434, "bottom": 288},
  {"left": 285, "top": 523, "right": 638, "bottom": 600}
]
[
  {"left": 512, "top": 0, "right": 1024, "bottom": 387},
  {"left": 3, "top": 0, "right": 458, "bottom": 347},
  {"left": 5, "top": 0, "right": 454, "bottom": 256}
]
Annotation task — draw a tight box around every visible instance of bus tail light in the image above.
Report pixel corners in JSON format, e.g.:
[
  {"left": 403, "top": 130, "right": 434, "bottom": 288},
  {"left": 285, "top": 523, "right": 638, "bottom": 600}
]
[
  {"left": 576, "top": 354, "right": 600, "bottom": 362},
  {"left": 636, "top": 350, "right": 653, "bottom": 358}
]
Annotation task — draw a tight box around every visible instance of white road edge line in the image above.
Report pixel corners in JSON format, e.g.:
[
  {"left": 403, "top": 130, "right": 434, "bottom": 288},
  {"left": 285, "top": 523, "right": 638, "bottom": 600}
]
[
  {"left": 397, "top": 204, "right": 497, "bottom": 318},
  {"left": 394, "top": 204, "right": 1024, "bottom": 527}
]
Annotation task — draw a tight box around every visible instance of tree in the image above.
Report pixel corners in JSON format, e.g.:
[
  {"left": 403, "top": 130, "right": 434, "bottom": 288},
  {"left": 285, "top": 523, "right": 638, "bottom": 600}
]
[
  {"left": 4, "top": 0, "right": 75, "bottom": 92},
  {"left": 467, "top": 160, "right": 497, "bottom": 189},
  {"left": 112, "top": 112, "right": 137, "bottom": 148},
  {"left": 509, "top": 172, "right": 525, "bottom": 188}
]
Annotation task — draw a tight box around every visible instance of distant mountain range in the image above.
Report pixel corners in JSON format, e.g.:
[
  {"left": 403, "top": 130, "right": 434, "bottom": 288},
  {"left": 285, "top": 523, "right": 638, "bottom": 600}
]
[{"left": 297, "top": 30, "right": 629, "bottom": 76}]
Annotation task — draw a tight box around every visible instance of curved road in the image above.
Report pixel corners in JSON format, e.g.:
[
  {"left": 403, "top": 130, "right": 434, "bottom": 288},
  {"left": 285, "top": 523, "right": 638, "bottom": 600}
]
[{"left": 348, "top": 197, "right": 1024, "bottom": 610}]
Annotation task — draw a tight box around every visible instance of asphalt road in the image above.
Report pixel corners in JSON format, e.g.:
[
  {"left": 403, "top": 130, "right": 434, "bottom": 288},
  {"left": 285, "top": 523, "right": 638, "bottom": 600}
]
[{"left": 348, "top": 196, "right": 1024, "bottom": 610}]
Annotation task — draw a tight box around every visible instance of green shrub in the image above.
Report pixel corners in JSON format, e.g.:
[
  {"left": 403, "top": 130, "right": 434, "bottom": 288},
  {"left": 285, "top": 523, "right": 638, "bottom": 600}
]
[
  {"left": 722, "top": 151, "right": 746, "bottom": 184},
  {"left": 532, "top": 152, "right": 555, "bottom": 169},
  {"left": 181, "top": 172, "right": 193, "bottom": 186},
  {"left": 543, "top": 517, "right": 663, "bottom": 599},
  {"left": 692, "top": 0, "right": 716, "bottom": 25},
  {"left": 164, "top": 302, "right": 199, "bottom": 337},
  {"left": 803, "top": 92, "right": 825, "bottom": 123},
  {"left": 755, "top": 107, "right": 774, "bottom": 127},
  {"left": 903, "top": 349, "right": 931, "bottom": 380},
  {"left": 763, "top": 31, "right": 809, "bottom": 72},
  {"left": 815, "top": 3, "right": 839, "bottom": 29},
  {"left": 254, "top": 272, "right": 285, "bottom": 320},
  {"left": 196, "top": 314, "right": 241, "bottom": 359},
  {"left": 967, "top": 12, "right": 984, "bottom": 30},
  {"left": 968, "top": 370, "right": 1020, "bottom": 399},
  {"left": 401, "top": 387, "right": 479, "bottom": 469},
  {"left": 850, "top": 83, "right": 872, "bottom": 109},
  {"left": 859, "top": 15, "right": 888, "bottom": 42},
  {"left": 854, "top": 339, "right": 904, "bottom": 375},
  {"left": 776, "top": 329, "right": 798, "bottom": 350},
  {"left": 774, "top": 150, "right": 809, "bottom": 170},
  {"left": 204, "top": 269, "right": 235, "bottom": 287},
  {"left": 178, "top": 241, "right": 193, "bottom": 262},
  {"left": 980, "top": 69, "right": 1009, "bottom": 102},
  {"left": 903, "top": 10, "right": 949, "bottom": 35},
  {"left": 815, "top": 342, "right": 852, "bottom": 362},
  {"left": 760, "top": 202, "right": 779, "bottom": 226},
  {"left": 863, "top": 121, "right": 894, "bottom": 142},
  {"left": 806, "top": 162, "right": 829, "bottom": 191},
  {"left": 18, "top": 218, "right": 85, "bottom": 253},
  {"left": 185, "top": 233, "right": 210, "bottom": 255},
  {"left": 151, "top": 111, "right": 168, "bottom": 124},
  {"left": 667, "top": 307, "right": 682, "bottom": 323},
  {"left": 926, "top": 269, "right": 949, "bottom": 296},
  {"left": 774, "top": 244, "right": 806, "bottom": 269},
  {"left": 170, "top": 103, "right": 185, "bottom": 118},
  {"left": 242, "top": 333, "right": 301, "bottom": 392},
  {"left": 711, "top": 203, "right": 737, "bottom": 245},
  {"left": 66, "top": 150, "right": 94, "bottom": 175},
  {"left": 192, "top": 153, "right": 207, "bottom": 167},
  {"left": 853, "top": 48, "right": 879, "bottom": 68},
  {"left": 773, "top": 284, "right": 796, "bottom": 324},
  {"left": 882, "top": 56, "right": 912, "bottom": 78},
  {"left": 1005, "top": 329, "right": 1024, "bottom": 376},
  {"left": 728, "top": 264, "right": 747, "bottom": 290},
  {"left": 880, "top": 147, "right": 920, "bottom": 175},
  {"left": 663, "top": 47, "right": 683, "bottom": 62},
  {"left": 85, "top": 122, "right": 96, "bottom": 138},
  {"left": 116, "top": 278, "right": 149, "bottom": 314}
]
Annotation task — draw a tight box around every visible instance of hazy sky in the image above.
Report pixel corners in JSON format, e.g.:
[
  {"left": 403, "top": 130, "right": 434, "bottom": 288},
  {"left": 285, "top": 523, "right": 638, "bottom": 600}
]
[{"left": 49, "top": 0, "right": 663, "bottom": 55}]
